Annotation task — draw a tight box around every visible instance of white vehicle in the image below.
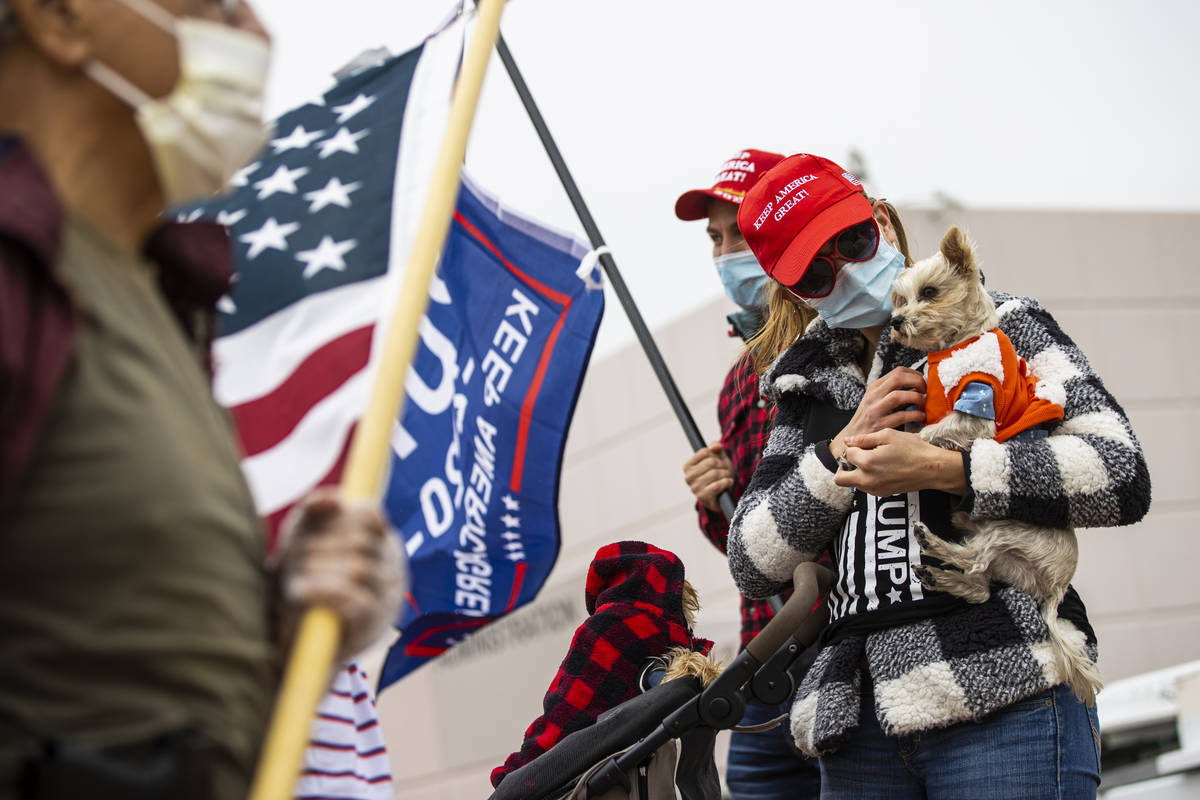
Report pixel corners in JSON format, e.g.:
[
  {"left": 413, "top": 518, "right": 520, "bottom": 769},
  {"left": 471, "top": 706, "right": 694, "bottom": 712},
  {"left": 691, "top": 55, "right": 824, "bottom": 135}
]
[{"left": 1099, "top": 661, "right": 1200, "bottom": 798}]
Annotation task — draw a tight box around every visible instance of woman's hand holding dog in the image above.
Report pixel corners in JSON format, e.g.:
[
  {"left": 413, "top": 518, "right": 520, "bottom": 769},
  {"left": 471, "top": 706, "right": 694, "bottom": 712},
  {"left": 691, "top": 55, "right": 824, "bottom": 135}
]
[
  {"left": 831, "top": 367, "right": 927, "bottom": 460},
  {"left": 835, "top": 428, "right": 967, "bottom": 497},
  {"left": 831, "top": 366, "right": 967, "bottom": 497}
]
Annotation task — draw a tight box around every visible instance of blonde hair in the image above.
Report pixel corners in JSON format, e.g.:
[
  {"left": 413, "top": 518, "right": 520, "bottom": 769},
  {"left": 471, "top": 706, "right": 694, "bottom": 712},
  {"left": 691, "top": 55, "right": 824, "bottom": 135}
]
[
  {"left": 660, "top": 581, "right": 723, "bottom": 687},
  {"left": 745, "top": 196, "right": 911, "bottom": 377},
  {"left": 681, "top": 578, "right": 700, "bottom": 629},
  {"left": 745, "top": 282, "right": 817, "bottom": 376},
  {"left": 878, "top": 198, "right": 912, "bottom": 268},
  {"left": 660, "top": 646, "right": 723, "bottom": 687}
]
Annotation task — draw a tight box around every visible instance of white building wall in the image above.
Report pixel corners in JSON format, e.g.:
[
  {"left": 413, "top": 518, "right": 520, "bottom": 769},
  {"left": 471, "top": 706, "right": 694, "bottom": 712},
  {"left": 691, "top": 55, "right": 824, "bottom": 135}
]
[{"left": 374, "top": 207, "right": 1200, "bottom": 798}]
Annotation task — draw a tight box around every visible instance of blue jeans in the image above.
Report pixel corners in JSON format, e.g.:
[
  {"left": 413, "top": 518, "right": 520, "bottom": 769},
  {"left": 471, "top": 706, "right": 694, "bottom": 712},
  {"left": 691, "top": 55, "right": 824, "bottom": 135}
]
[
  {"left": 819, "top": 683, "right": 1101, "bottom": 799},
  {"left": 726, "top": 698, "right": 821, "bottom": 799}
]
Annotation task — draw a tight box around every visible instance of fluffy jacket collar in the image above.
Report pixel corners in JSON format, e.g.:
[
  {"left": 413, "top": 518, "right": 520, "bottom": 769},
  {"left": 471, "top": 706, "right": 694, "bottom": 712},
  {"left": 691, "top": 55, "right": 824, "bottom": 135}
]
[
  {"left": 760, "top": 317, "right": 924, "bottom": 411},
  {"left": 761, "top": 293, "right": 1022, "bottom": 411}
]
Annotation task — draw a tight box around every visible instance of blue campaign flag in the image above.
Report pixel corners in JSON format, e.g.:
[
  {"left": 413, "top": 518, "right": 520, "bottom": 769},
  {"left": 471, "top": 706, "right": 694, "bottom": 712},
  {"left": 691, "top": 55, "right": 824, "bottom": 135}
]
[{"left": 379, "top": 177, "right": 604, "bottom": 686}]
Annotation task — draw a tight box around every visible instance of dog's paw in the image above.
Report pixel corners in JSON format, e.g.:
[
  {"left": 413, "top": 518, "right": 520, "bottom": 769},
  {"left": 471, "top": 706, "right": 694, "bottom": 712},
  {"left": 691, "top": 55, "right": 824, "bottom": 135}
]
[
  {"left": 914, "top": 522, "right": 933, "bottom": 548},
  {"left": 915, "top": 564, "right": 938, "bottom": 589}
]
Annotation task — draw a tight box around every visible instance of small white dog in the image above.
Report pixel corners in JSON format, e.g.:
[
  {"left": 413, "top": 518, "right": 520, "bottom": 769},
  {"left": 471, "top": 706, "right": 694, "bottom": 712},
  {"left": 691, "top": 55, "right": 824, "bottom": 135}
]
[{"left": 889, "top": 226, "right": 1102, "bottom": 705}]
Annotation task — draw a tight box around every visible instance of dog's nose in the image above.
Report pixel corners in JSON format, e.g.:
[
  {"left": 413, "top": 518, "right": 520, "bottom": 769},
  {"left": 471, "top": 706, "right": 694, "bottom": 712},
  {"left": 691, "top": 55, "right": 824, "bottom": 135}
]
[{"left": 890, "top": 315, "right": 905, "bottom": 331}]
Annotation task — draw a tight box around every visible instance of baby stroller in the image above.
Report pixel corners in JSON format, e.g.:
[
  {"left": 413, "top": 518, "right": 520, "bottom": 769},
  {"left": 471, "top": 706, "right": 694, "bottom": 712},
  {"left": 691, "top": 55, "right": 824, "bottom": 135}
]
[{"left": 489, "top": 562, "right": 833, "bottom": 800}]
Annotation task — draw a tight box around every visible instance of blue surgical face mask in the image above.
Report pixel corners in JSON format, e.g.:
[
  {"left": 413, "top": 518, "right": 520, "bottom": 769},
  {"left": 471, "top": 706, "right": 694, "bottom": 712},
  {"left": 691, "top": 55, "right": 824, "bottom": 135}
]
[
  {"left": 713, "top": 250, "right": 768, "bottom": 311},
  {"left": 804, "top": 240, "right": 906, "bottom": 329}
]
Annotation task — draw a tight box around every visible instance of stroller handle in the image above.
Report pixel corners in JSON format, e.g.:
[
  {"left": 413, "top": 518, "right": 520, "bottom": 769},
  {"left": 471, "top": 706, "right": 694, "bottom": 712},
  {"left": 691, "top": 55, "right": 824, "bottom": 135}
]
[
  {"left": 745, "top": 562, "right": 835, "bottom": 664},
  {"left": 577, "top": 562, "right": 835, "bottom": 798}
]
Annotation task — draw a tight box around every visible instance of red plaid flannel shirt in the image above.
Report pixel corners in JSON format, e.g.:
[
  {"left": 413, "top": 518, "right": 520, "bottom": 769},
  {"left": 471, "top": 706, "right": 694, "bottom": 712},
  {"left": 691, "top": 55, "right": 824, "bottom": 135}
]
[
  {"left": 490, "top": 542, "right": 713, "bottom": 789},
  {"left": 696, "top": 352, "right": 783, "bottom": 649}
]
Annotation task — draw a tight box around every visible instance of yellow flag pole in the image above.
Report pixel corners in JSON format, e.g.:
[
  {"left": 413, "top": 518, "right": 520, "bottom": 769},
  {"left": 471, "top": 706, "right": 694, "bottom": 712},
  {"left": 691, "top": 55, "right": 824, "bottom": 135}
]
[{"left": 247, "top": 2, "right": 508, "bottom": 797}]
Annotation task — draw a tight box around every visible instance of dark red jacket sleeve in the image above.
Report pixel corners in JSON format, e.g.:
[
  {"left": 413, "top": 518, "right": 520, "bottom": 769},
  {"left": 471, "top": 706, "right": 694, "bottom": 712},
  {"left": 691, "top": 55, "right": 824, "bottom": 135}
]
[
  {"left": 0, "top": 135, "right": 77, "bottom": 509},
  {"left": 0, "top": 241, "right": 75, "bottom": 507}
]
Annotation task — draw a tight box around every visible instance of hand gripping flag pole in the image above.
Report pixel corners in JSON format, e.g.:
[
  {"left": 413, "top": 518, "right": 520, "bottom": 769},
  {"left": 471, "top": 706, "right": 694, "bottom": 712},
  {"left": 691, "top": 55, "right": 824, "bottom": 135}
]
[
  {"left": 494, "top": 34, "right": 739, "bottom": 521},
  {"left": 246, "top": 1, "right": 509, "bottom": 797}
]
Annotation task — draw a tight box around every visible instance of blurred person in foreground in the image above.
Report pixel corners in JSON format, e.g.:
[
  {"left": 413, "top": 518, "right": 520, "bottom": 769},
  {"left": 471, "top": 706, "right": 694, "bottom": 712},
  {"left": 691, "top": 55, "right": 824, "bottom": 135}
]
[
  {"left": 675, "top": 149, "right": 822, "bottom": 798},
  {"left": 0, "top": 1, "right": 401, "bottom": 798}
]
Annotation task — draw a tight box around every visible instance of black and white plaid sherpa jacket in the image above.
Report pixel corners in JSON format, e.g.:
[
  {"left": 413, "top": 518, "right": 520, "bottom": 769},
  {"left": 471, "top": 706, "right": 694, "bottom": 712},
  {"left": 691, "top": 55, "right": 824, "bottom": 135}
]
[{"left": 727, "top": 291, "right": 1151, "bottom": 756}]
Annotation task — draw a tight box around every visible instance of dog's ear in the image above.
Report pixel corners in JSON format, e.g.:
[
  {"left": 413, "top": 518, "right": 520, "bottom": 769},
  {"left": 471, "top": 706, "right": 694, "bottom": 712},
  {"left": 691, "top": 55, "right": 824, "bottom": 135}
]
[{"left": 939, "top": 226, "right": 977, "bottom": 277}]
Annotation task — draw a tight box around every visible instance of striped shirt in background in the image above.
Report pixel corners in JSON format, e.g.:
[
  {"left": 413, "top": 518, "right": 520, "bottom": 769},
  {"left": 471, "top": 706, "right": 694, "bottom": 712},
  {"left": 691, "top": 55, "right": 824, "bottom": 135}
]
[{"left": 296, "top": 661, "right": 392, "bottom": 800}]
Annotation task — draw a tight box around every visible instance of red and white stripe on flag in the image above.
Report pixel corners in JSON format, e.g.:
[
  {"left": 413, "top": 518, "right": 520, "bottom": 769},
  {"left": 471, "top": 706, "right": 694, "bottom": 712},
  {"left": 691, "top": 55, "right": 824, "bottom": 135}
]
[{"left": 210, "top": 16, "right": 464, "bottom": 550}]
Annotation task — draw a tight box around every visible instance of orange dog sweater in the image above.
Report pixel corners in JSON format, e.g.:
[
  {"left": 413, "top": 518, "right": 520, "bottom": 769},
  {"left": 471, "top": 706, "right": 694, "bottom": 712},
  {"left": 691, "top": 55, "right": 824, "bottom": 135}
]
[{"left": 924, "top": 328, "right": 1063, "bottom": 442}]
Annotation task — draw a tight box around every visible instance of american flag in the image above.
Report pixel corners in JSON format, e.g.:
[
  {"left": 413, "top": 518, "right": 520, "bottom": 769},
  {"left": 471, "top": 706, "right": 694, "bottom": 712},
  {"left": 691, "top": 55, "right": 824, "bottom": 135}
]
[{"left": 183, "top": 23, "right": 464, "bottom": 543}]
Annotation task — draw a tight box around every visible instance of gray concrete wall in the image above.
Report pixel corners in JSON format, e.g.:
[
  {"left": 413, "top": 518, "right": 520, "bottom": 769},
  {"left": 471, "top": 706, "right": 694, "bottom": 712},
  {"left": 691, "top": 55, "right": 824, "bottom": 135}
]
[{"left": 374, "top": 207, "right": 1199, "bottom": 799}]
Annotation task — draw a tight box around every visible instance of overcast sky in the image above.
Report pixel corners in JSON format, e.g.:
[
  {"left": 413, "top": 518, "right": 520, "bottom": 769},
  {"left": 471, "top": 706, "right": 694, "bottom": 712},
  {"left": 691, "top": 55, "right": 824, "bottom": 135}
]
[{"left": 251, "top": 0, "right": 1199, "bottom": 357}]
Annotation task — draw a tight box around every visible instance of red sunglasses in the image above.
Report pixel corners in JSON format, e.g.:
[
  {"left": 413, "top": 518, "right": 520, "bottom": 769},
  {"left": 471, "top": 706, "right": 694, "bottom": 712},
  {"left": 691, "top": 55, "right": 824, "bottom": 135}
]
[{"left": 785, "top": 219, "right": 880, "bottom": 299}]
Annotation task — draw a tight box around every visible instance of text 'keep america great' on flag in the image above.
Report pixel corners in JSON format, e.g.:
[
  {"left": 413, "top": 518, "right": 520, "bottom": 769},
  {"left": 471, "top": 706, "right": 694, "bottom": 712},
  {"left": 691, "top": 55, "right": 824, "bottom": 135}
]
[
  {"left": 178, "top": 13, "right": 605, "bottom": 689},
  {"left": 379, "top": 173, "right": 604, "bottom": 686}
]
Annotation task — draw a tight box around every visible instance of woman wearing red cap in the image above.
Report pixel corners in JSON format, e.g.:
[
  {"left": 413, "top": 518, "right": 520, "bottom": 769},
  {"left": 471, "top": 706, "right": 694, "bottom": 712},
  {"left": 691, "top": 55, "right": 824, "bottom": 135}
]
[{"left": 726, "top": 153, "right": 1151, "bottom": 797}]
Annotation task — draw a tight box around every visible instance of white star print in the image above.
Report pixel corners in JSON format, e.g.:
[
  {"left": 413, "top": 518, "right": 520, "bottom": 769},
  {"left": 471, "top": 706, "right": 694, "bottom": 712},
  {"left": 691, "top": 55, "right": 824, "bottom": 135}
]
[
  {"left": 332, "top": 93, "right": 375, "bottom": 123},
  {"left": 317, "top": 127, "right": 369, "bottom": 159},
  {"left": 886, "top": 587, "right": 904, "bottom": 604},
  {"left": 500, "top": 514, "right": 520, "bottom": 528},
  {"left": 215, "top": 208, "right": 248, "bottom": 227},
  {"left": 229, "top": 161, "right": 260, "bottom": 187},
  {"left": 216, "top": 295, "right": 236, "bottom": 314},
  {"left": 253, "top": 164, "right": 309, "bottom": 200},
  {"left": 501, "top": 495, "right": 520, "bottom": 511},
  {"left": 269, "top": 125, "right": 325, "bottom": 153},
  {"left": 303, "top": 177, "right": 361, "bottom": 213},
  {"left": 296, "top": 235, "right": 357, "bottom": 279},
  {"left": 175, "top": 208, "right": 204, "bottom": 223},
  {"left": 239, "top": 217, "right": 300, "bottom": 259}
]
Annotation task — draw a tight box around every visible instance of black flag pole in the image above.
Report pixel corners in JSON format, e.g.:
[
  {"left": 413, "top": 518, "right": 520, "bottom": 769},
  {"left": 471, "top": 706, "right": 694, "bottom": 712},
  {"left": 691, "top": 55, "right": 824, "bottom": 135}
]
[
  {"left": 497, "top": 33, "right": 788, "bottom": 614},
  {"left": 495, "top": 32, "right": 739, "bottom": 521}
]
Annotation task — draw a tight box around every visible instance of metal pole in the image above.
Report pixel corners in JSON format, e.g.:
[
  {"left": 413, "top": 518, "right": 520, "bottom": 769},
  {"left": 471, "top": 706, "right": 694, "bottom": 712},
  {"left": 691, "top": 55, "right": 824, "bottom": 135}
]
[{"left": 494, "top": 33, "right": 737, "bottom": 521}]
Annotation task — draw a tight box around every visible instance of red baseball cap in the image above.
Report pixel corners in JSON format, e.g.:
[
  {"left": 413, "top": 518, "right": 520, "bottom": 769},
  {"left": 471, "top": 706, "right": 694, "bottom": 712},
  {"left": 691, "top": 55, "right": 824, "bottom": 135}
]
[
  {"left": 736, "top": 153, "right": 873, "bottom": 287},
  {"left": 674, "top": 148, "right": 785, "bottom": 221}
]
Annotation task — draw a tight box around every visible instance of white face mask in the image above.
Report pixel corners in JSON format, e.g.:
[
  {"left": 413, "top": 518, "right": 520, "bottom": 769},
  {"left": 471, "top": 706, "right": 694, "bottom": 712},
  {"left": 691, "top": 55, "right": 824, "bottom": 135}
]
[{"left": 84, "top": 0, "right": 271, "bottom": 205}]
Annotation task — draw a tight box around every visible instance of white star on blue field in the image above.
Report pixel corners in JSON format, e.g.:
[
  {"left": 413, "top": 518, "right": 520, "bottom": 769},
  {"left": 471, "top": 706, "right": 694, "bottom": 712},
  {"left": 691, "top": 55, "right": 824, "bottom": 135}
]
[{"left": 175, "top": 47, "right": 424, "bottom": 334}]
